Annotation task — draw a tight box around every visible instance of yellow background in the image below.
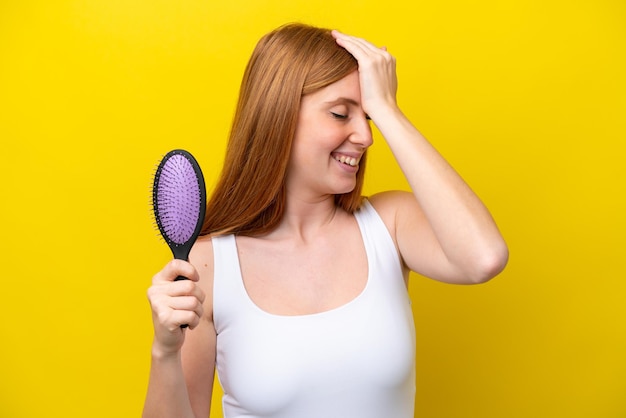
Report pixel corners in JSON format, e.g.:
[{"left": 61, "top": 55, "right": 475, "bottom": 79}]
[{"left": 1, "top": 0, "right": 624, "bottom": 417}]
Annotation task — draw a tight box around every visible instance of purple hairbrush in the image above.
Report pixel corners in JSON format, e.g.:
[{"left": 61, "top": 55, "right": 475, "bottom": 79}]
[{"left": 152, "top": 149, "right": 206, "bottom": 327}]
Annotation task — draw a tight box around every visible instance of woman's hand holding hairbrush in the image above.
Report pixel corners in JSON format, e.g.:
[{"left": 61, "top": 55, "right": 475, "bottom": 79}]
[{"left": 147, "top": 259, "right": 206, "bottom": 354}]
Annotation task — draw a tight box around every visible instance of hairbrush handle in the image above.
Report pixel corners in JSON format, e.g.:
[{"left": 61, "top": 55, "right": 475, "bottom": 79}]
[{"left": 169, "top": 229, "right": 197, "bottom": 329}]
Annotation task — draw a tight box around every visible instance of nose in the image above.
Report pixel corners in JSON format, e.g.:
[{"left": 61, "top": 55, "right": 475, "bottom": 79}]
[{"left": 349, "top": 115, "right": 373, "bottom": 148}]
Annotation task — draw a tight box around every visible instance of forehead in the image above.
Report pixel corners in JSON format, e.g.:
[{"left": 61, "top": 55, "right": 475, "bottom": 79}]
[{"left": 303, "top": 71, "right": 361, "bottom": 106}]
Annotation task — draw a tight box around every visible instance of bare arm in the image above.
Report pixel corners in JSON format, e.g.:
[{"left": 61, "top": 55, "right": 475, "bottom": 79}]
[
  {"left": 143, "top": 237, "right": 216, "bottom": 417},
  {"left": 333, "top": 30, "right": 508, "bottom": 284}
]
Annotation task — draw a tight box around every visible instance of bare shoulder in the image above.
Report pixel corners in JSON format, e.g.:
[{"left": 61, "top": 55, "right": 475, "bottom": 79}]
[
  {"left": 368, "top": 190, "right": 423, "bottom": 251},
  {"left": 368, "top": 190, "right": 421, "bottom": 231},
  {"left": 188, "top": 235, "right": 215, "bottom": 316},
  {"left": 368, "top": 189, "right": 415, "bottom": 209},
  {"left": 368, "top": 190, "right": 435, "bottom": 277}
]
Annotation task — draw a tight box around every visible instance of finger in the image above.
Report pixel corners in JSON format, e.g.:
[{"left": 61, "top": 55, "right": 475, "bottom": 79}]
[
  {"left": 160, "top": 309, "right": 202, "bottom": 331},
  {"left": 168, "top": 279, "right": 206, "bottom": 303},
  {"left": 333, "top": 34, "right": 395, "bottom": 78},
  {"left": 167, "top": 295, "right": 204, "bottom": 313},
  {"left": 333, "top": 32, "right": 371, "bottom": 60},
  {"left": 151, "top": 295, "right": 203, "bottom": 330},
  {"left": 178, "top": 311, "right": 202, "bottom": 330},
  {"left": 147, "top": 282, "right": 205, "bottom": 318},
  {"left": 165, "top": 300, "right": 204, "bottom": 330},
  {"left": 152, "top": 259, "right": 199, "bottom": 284},
  {"left": 169, "top": 259, "right": 200, "bottom": 281},
  {"left": 332, "top": 30, "right": 384, "bottom": 56}
]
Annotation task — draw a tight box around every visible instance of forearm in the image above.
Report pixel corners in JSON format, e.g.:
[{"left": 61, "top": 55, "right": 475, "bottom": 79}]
[
  {"left": 143, "top": 346, "right": 197, "bottom": 418},
  {"left": 375, "top": 106, "right": 508, "bottom": 279}
]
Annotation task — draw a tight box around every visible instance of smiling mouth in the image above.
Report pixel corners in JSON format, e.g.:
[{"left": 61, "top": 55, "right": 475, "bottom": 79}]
[{"left": 333, "top": 154, "right": 359, "bottom": 167}]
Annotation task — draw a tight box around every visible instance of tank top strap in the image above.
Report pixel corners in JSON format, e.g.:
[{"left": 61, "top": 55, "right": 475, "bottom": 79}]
[
  {"left": 212, "top": 234, "right": 245, "bottom": 333},
  {"left": 354, "top": 199, "right": 405, "bottom": 282}
]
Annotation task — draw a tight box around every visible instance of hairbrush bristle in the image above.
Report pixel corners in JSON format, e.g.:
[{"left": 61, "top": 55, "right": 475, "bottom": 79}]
[
  {"left": 151, "top": 149, "right": 207, "bottom": 261},
  {"left": 155, "top": 154, "right": 201, "bottom": 244}
]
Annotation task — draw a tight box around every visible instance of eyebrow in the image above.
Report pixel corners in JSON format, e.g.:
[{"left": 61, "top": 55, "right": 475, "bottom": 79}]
[{"left": 324, "top": 97, "right": 361, "bottom": 107}]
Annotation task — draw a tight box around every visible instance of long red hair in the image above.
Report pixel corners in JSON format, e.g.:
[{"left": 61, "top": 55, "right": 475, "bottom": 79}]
[{"left": 201, "top": 23, "right": 367, "bottom": 237}]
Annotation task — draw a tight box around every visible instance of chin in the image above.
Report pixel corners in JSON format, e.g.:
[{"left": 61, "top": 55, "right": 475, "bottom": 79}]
[{"left": 333, "top": 183, "right": 357, "bottom": 196}]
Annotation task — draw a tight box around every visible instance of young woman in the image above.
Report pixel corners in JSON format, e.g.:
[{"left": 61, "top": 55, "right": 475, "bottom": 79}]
[{"left": 143, "top": 23, "right": 508, "bottom": 418}]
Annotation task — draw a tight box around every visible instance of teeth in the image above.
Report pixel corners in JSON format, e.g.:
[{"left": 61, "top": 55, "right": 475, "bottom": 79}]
[{"left": 335, "top": 155, "right": 358, "bottom": 166}]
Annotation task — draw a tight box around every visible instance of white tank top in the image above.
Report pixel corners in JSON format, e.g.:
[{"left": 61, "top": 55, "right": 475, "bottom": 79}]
[{"left": 212, "top": 200, "right": 416, "bottom": 418}]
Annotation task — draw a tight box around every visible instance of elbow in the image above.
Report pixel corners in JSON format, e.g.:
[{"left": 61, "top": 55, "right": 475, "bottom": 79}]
[{"left": 467, "top": 242, "right": 509, "bottom": 284}]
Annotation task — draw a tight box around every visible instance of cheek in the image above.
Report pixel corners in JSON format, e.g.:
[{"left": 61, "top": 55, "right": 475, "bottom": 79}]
[
  {"left": 293, "top": 131, "right": 335, "bottom": 160},
  {"left": 288, "top": 137, "right": 317, "bottom": 172}
]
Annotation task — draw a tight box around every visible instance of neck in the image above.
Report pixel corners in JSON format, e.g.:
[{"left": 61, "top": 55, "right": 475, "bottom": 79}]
[{"left": 270, "top": 193, "right": 339, "bottom": 242}]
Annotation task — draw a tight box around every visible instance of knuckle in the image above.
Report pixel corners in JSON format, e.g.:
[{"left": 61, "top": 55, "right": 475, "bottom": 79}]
[
  {"left": 147, "top": 285, "right": 164, "bottom": 303},
  {"left": 151, "top": 270, "right": 164, "bottom": 285},
  {"left": 178, "top": 279, "right": 196, "bottom": 294},
  {"left": 173, "top": 259, "right": 197, "bottom": 279},
  {"left": 170, "top": 258, "right": 185, "bottom": 269},
  {"left": 147, "top": 287, "right": 157, "bottom": 302},
  {"left": 169, "top": 259, "right": 185, "bottom": 275},
  {"left": 198, "top": 289, "right": 207, "bottom": 304},
  {"left": 156, "top": 309, "right": 171, "bottom": 325},
  {"left": 194, "top": 298, "right": 204, "bottom": 311}
]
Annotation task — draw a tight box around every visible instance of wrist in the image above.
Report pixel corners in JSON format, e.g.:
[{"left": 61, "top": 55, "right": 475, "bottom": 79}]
[
  {"left": 370, "top": 103, "right": 404, "bottom": 129},
  {"left": 151, "top": 341, "right": 183, "bottom": 362}
]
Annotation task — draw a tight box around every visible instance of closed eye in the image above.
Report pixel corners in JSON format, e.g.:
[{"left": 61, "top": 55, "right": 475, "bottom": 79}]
[{"left": 330, "top": 112, "right": 347, "bottom": 120}]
